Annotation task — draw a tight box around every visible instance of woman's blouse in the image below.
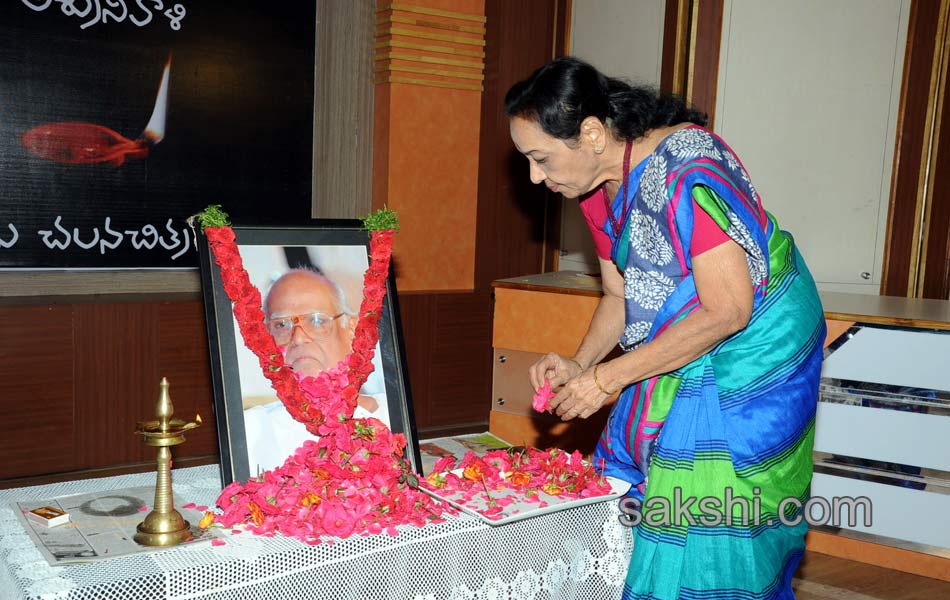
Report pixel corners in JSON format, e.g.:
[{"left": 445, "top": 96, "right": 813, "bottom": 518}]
[{"left": 579, "top": 186, "right": 731, "bottom": 261}]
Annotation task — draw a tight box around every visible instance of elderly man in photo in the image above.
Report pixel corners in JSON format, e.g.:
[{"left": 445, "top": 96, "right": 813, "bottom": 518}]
[{"left": 243, "top": 268, "right": 388, "bottom": 473}]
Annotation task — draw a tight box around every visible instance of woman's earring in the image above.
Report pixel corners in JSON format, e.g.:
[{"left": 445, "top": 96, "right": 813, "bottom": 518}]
[{"left": 594, "top": 145, "right": 604, "bottom": 154}]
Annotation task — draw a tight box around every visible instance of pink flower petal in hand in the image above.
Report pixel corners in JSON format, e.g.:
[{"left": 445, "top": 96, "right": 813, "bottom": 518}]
[{"left": 532, "top": 379, "right": 555, "bottom": 413}]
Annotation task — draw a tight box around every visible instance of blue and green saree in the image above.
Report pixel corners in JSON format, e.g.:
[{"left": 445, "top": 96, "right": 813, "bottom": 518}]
[{"left": 593, "top": 127, "right": 825, "bottom": 600}]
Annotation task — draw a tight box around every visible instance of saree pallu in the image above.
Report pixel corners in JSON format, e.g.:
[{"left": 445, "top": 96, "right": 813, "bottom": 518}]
[{"left": 592, "top": 128, "right": 825, "bottom": 600}]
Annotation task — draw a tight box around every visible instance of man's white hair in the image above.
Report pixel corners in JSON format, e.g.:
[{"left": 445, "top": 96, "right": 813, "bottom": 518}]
[{"left": 264, "top": 268, "right": 356, "bottom": 326}]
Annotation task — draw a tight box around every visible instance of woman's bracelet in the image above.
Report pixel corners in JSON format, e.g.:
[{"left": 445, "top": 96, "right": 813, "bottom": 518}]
[
  {"left": 593, "top": 363, "right": 612, "bottom": 395},
  {"left": 567, "top": 357, "right": 585, "bottom": 371}
]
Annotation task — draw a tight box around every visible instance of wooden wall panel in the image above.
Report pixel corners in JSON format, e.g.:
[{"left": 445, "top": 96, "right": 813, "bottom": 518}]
[
  {"left": 427, "top": 292, "right": 492, "bottom": 424},
  {"left": 921, "top": 12, "right": 950, "bottom": 300},
  {"left": 661, "top": 0, "right": 689, "bottom": 95},
  {"left": 0, "top": 300, "right": 217, "bottom": 485},
  {"left": 0, "top": 306, "right": 75, "bottom": 479},
  {"left": 398, "top": 294, "right": 435, "bottom": 429},
  {"left": 475, "top": 0, "right": 558, "bottom": 289},
  {"left": 688, "top": 0, "right": 724, "bottom": 125},
  {"left": 157, "top": 302, "right": 218, "bottom": 458},
  {"left": 398, "top": 292, "right": 492, "bottom": 434},
  {"left": 882, "top": 0, "right": 942, "bottom": 296},
  {"left": 313, "top": 0, "right": 375, "bottom": 219},
  {"left": 372, "top": 81, "right": 392, "bottom": 224},
  {"left": 74, "top": 303, "right": 159, "bottom": 469},
  {"left": 921, "top": 164, "right": 949, "bottom": 299},
  {"left": 660, "top": 0, "right": 723, "bottom": 125}
]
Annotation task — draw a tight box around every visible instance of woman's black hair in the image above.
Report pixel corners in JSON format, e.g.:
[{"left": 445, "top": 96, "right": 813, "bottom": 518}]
[{"left": 505, "top": 56, "right": 707, "bottom": 142}]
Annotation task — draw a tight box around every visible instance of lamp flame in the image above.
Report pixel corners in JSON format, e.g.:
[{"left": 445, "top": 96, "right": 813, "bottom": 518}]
[
  {"left": 196, "top": 413, "right": 202, "bottom": 424},
  {"left": 142, "top": 56, "right": 171, "bottom": 145}
]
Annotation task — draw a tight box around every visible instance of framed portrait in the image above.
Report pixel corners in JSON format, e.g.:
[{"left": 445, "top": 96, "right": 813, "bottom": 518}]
[{"left": 198, "top": 221, "right": 420, "bottom": 486}]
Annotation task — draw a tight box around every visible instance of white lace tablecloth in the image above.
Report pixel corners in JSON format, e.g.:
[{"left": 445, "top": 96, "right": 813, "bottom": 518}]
[{"left": 0, "top": 465, "right": 633, "bottom": 600}]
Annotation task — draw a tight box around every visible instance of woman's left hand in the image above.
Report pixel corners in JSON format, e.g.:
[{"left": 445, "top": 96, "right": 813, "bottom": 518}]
[{"left": 549, "top": 366, "right": 613, "bottom": 421}]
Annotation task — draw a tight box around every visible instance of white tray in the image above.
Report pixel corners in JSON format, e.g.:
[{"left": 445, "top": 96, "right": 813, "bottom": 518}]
[{"left": 420, "top": 471, "right": 630, "bottom": 526}]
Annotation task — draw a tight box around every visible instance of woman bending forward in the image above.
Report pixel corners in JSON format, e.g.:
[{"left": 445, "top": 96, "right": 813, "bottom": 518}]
[{"left": 507, "top": 57, "right": 824, "bottom": 600}]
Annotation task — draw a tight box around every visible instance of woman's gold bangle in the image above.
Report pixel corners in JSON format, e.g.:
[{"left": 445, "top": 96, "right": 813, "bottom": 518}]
[
  {"left": 567, "top": 358, "right": 584, "bottom": 371},
  {"left": 593, "top": 364, "right": 612, "bottom": 395}
]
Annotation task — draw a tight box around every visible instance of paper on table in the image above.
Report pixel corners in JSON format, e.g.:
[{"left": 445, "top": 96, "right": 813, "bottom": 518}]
[
  {"left": 419, "top": 432, "right": 512, "bottom": 475},
  {"left": 13, "top": 486, "right": 222, "bottom": 565}
]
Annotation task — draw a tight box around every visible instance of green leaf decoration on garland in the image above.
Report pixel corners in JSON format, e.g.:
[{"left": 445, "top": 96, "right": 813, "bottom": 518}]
[
  {"left": 362, "top": 207, "right": 399, "bottom": 232},
  {"left": 196, "top": 205, "right": 232, "bottom": 231}
]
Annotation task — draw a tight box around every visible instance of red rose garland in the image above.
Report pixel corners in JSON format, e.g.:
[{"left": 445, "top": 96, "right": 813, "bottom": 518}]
[
  {"left": 340, "top": 229, "right": 395, "bottom": 411},
  {"left": 201, "top": 213, "right": 397, "bottom": 433},
  {"left": 203, "top": 225, "right": 324, "bottom": 429}
]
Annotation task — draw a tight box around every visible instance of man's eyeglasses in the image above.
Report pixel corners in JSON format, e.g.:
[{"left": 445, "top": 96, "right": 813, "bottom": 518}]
[{"left": 265, "top": 312, "right": 344, "bottom": 344}]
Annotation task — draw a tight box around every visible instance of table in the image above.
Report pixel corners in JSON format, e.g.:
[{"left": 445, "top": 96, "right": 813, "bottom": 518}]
[{"left": 0, "top": 466, "right": 633, "bottom": 600}]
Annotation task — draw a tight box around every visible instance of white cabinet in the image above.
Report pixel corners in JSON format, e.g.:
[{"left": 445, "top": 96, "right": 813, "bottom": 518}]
[{"left": 816, "top": 324, "right": 950, "bottom": 553}]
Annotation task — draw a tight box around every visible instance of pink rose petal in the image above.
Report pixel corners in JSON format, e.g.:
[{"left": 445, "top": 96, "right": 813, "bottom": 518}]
[
  {"left": 532, "top": 379, "right": 555, "bottom": 413},
  {"left": 211, "top": 539, "right": 225, "bottom": 547}
]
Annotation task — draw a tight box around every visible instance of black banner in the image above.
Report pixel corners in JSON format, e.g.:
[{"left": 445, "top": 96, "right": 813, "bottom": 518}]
[{"left": 0, "top": 1, "right": 316, "bottom": 269}]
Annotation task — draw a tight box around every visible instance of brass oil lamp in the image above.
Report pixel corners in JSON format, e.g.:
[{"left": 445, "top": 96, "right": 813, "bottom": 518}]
[{"left": 133, "top": 377, "right": 200, "bottom": 546}]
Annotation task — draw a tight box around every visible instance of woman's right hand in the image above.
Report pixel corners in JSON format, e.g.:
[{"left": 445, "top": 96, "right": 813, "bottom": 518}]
[{"left": 528, "top": 352, "right": 584, "bottom": 391}]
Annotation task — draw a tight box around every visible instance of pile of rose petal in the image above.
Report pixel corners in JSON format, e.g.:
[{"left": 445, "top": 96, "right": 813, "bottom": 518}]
[
  {"left": 421, "top": 447, "right": 613, "bottom": 520},
  {"left": 200, "top": 366, "right": 451, "bottom": 545}
]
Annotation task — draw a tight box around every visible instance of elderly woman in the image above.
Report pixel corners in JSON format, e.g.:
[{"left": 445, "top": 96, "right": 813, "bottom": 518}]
[{"left": 507, "top": 56, "right": 824, "bottom": 599}]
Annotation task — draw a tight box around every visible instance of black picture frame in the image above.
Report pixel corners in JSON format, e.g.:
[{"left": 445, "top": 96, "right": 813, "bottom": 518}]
[{"left": 197, "top": 221, "right": 420, "bottom": 486}]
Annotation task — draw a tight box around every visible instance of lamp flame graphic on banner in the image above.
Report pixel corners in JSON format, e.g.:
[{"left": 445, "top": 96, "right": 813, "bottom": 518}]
[
  {"left": 0, "top": 1, "right": 316, "bottom": 269},
  {"left": 21, "top": 57, "right": 171, "bottom": 167}
]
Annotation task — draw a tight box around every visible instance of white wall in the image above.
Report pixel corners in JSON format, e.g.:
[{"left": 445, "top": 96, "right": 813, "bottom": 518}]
[
  {"left": 563, "top": 0, "right": 910, "bottom": 292},
  {"left": 561, "top": 0, "right": 666, "bottom": 274},
  {"left": 715, "top": 0, "right": 909, "bottom": 293}
]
